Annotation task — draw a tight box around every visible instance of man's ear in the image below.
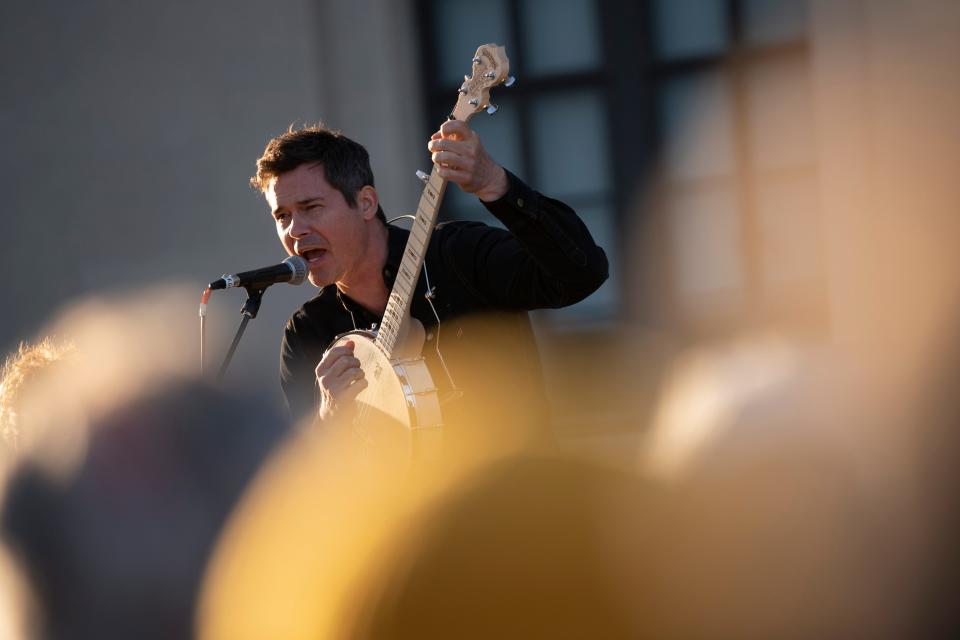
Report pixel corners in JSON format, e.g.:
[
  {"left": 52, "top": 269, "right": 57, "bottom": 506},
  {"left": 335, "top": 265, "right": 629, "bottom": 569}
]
[{"left": 357, "top": 185, "right": 379, "bottom": 221}]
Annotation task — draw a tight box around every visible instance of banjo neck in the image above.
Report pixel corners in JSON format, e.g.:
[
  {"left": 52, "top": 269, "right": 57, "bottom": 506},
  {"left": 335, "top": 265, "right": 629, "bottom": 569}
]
[
  {"left": 375, "top": 44, "right": 511, "bottom": 360},
  {"left": 375, "top": 164, "right": 447, "bottom": 359}
]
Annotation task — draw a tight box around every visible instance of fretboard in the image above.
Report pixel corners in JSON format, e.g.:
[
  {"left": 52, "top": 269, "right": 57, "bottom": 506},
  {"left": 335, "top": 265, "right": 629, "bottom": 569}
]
[
  {"left": 373, "top": 43, "right": 508, "bottom": 358},
  {"left": 375, "top": 166, "right": 447, "bottom": 358}
]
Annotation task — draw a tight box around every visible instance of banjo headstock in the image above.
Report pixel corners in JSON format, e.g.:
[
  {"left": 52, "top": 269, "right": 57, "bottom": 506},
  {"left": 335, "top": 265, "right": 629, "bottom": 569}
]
[{"left": 450, "top": 44, "right": 513, "bottom": 122}]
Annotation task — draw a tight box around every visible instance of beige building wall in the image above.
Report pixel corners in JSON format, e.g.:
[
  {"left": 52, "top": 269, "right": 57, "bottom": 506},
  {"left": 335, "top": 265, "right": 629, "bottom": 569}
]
[{"left": 0, "top": 0, "right": 424, "bottom": 408}]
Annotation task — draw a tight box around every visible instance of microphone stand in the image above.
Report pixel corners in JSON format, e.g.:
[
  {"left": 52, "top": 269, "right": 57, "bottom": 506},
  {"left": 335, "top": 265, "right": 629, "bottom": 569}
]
[{"left": 215, "top": 285, "right": 267, "bottom": 383}]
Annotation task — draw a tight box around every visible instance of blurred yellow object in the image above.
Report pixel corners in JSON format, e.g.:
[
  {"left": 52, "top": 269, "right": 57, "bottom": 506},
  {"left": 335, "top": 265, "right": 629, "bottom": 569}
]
[
  {"left": 197, "top": 422, "right": 650, "bottom": 639},
  {"left": 198, "top": 419, "right": 465, "bottom": 639}
]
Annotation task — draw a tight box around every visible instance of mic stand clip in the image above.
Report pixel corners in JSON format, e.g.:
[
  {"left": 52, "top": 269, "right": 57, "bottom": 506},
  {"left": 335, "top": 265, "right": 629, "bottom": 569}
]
[{"left": 216, "top": 285, "right": 267, "bottom": 382}]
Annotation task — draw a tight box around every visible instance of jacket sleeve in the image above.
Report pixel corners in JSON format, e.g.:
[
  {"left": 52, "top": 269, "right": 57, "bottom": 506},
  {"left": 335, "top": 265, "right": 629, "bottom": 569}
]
[{"left": 439, "top": 170, "right": 609, "bottom": 310}]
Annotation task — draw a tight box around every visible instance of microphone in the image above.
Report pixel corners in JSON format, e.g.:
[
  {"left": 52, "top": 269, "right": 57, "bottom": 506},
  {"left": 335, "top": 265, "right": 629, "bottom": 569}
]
[{"left": 208, "top": 256, "right": 308, "bottom": 290}]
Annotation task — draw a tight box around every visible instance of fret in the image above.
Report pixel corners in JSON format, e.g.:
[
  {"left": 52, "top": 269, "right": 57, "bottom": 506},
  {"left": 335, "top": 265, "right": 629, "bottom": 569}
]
[
  {"left": 429, "top": 170, "right": 444, "bottom": 191},
  {"left": 411, "top": 227, "right": 427, "bottom": 248},
  {"left": 381, "top": 323, "right": 396, "bottom": 341},
  {"left": 397, "top": 274, "right": 417, "bottom": 296},
  {"left": 417, "top": 202, "right": 437, "bottom": 219},
  {"left": 394, "top": 283, "right": 412, "bottom": 300},
  {"left": 391, "top": 286, "right": 411, "bottom": 306}
]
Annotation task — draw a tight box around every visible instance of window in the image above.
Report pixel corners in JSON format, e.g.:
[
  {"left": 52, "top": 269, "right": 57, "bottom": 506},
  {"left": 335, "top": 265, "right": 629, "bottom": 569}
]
[
  {"left": 415, "top": 0, "right": 822, "bottom": 435},
  {"left": 649, "top": 0, "right": 822, "bottom": 331},
  {"left": 417, "top": 0, "right": 618, "bottom": 323}
]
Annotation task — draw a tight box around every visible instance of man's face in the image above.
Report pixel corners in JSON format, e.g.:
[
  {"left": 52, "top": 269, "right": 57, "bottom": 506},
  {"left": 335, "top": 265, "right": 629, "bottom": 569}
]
[{"left": 266, "top": 163, "right": 371, "bottom": 288}]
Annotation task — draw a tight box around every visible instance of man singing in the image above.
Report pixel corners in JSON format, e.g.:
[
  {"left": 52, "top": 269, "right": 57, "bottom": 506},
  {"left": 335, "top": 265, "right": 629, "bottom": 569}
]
[{"left": 251, "top": 119, "right": 607, "bottom": 435}]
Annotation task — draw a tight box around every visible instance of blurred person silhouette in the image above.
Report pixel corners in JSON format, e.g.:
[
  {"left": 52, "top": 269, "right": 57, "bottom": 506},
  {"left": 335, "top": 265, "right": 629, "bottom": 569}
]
[
  {"left": 199, "top": 444, "right": 663, "bottom": 640},
  {"left": 1, "top": 377, "right": 285, "bottom": 640},
  {"left": 346, "top": 454, "right": 650, "bottom": 640},
  {"left": 0, "top": 286, "right": 289, "bottom": 639},
  {"left": 634, "top": 336, "right": 933, "bottom": 637},
  {"left": 203, "top": 427, "right": 929, "bottom": 638}
]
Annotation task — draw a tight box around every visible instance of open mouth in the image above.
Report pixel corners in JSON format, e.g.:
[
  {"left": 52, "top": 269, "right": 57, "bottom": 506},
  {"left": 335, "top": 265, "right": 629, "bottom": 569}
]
[{"left": 301, "top": 248, "right": 327, "bottom": 264}]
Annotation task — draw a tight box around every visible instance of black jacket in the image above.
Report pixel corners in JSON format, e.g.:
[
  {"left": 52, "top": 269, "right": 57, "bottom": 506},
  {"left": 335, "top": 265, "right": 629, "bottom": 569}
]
[{"left": 280, "top": 171, "right": 608, "bottom": 432}]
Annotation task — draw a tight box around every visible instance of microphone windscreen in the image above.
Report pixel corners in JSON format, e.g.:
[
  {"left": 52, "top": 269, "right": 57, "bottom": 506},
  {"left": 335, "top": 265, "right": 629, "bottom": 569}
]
[{"left": 283, "top": 256, "right": 309, "bottom": 285}]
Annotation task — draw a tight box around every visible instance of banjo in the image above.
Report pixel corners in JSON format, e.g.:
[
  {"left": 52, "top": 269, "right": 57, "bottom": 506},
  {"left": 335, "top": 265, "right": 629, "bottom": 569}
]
[{"left": 326, "top": 44, "right": 512, "bottom": 460}]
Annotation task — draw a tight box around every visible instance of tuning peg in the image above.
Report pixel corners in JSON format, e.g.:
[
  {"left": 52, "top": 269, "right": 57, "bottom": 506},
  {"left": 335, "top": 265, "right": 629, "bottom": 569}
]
[
  {"left": 486, "top": 103, "right": 499, "bottom": 115},
  {"left": 504, "top": 76, "right": 516, "bottom": 87},
  {"left": 469, "top": 98, "right": 480, "bottom": 106},
  {"left": 464, "top": 74, "right": 472, "bottom": 81},
  {"left": 472, "top": 56, "right": 481, "bottom": 64},
  {"left": 483, "top": 71, "right": 496, "bottom": 79},
  {"left": 415, "top": 169, "right": 430, "bottom": 184}
]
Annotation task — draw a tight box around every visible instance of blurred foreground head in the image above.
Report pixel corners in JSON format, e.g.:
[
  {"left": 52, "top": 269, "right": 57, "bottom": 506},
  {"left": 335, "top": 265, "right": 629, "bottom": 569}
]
[
  {"left": 3, "top": 379, "right": 283, "bottom": 640},
  {"left": 0, "top": 287, "right": 286, "bottom": 639},
  {"left": 0, "top": 287, "right": 212, "bottom": 477},
  {"left": 200, "top": 435, "right": 898, "bottom": 639},
  {"left": 199, "top": 445, "right": 653, "bottom": 640}
]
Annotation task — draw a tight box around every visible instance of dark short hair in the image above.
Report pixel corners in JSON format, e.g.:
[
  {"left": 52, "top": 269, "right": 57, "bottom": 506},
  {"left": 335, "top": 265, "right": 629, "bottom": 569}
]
[{"left": 251, "top": 125, "right": 385, "bottom": 223}]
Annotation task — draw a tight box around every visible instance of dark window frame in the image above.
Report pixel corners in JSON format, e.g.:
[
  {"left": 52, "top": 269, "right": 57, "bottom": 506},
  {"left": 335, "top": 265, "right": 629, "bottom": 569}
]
[
  {"left": 646, "top": 0, "right": 822, "bottom": 334},
  {"left": 413, "top": 0, "right": 822, "bottom": 334}
]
